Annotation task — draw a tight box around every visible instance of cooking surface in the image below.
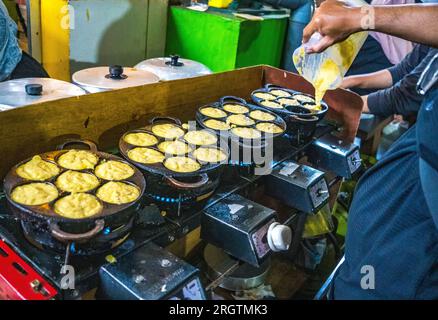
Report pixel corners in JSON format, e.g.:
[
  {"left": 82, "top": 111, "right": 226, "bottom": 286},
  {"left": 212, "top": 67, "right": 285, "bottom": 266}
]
[{"left": 0, "top": 125, "right": 334, "bottom": 299}]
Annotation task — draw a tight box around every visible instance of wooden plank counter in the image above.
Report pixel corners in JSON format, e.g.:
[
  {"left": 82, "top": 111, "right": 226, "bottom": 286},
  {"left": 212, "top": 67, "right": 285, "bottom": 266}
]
[{"left": 0, "top": 66, "right": 363, "bottom": 178}]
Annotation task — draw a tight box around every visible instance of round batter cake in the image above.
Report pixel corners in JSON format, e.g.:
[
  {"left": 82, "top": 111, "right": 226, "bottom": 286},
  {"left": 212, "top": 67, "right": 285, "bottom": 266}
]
[
  {"left": 55, "top": 171, "right": 100, "bottom": 193},
  {"left": 57, "top": 150, "right": 99, "bottom": 170},
  {"left": 223, "top": 104, "right": 249, "bottom": 114},
  {"left": 164, "top": 157, "right": 201, "bottom": 173},
  {"left": 16, "top": 156, "right": 60, "bottom": 181},
  {"left": 193, "top": 147, "right": 227, "bottom": 163},
  {"left": 231, "top": 127, "right": 262, "bottom": 139},
  {"left": 254, "top": 92, "right": 276, "bottom": 101},
  {"left": 278, "top": 98, "right": 300, "bottom": 106},
  {"left": 11, "top": 183, "right": 59, "bottom": 206},
  {"left": 54, "top": 193, "right": 103, "bottom": 219},
  {"left": 260, "top": 100, "right": 283, "bottom": 109},
  {"left": 123, "top": 132, "right": 158, "bottom": 147},
  {"left": 96, "top": 181, "right": 140, "bottom": 205},
  {"left": 255, "top": 122, "right": 284, "bottom": 134},
  {"left": 227, "top": 114, "right": 255, "bottom": 126},
  {"left": 203, "top": 119, "right": 230, "bottom": 131},
  {"left": 127, "top": 148, "right": 165, "bottom": 164},
  {"left": 158, "top": 140, "right": 193, "bottom": 155},
  {"left": 200, "top": 107, "right": 227, "bottom": 119},
  {"left": 151, "top": 123, "right": 185, "bottom": 139},
  {"left": 94, "top": 160, "right": 135, "bottom": 181},
  {"left": 184, "top": 130, "right": 217, "bottom": 146},
  {"left": 249, "top": 110, "right": 276, "bottom": 122},
  {"left": 294, "top": 94, "right": 315, "bottom": 104},
  {"left": 269, "top": 89, "right": 292, "bottom": 97}
]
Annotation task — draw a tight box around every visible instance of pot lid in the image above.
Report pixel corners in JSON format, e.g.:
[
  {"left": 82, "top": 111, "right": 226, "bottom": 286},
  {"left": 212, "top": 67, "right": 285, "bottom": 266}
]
[
  {"left": 72, "top": 65, "right": 160, "bottom": 90},
  {"left": 134, "top": 55, "right": 212, "bottom": 81},
  {"left": 0, "top": 78, "right": 86, "bottom": 108}
]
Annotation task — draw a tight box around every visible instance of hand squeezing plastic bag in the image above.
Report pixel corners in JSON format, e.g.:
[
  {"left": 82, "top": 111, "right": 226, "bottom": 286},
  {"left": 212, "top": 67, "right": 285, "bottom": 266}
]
[{"left": 293, "top": 0, "right": 369, "bottom": 108}]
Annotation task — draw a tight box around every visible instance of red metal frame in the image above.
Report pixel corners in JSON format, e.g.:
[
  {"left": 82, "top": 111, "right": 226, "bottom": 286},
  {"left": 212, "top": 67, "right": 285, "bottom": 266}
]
[{"left": 0, "top": 240, "right": 58, "bottom": 300}]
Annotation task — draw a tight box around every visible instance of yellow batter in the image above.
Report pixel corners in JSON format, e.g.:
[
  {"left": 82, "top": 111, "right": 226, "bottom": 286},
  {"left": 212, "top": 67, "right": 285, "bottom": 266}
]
[
  {"left": 200, "top": 107, "right": 227, "bottom": 119},
  {"left": 96, "top": 182, "right": 140, "bottom": 205},
  {"left": 11, "top": 183, "right": 59, "bottom": 206},
  {"left": 123, "top": 132, "right": 158, "bottom": 147},
  {"left": 223, "top": 104, "right": 249, "bottom": 114},
  {"left": 127, "top": 148, "right": 165, "bottom": 164},
  {"left": 94, "top": 160, "right": 135, "bottom": 181},
  {"left": 294, "top": 94, "right": 315, "bottom": 104},
  {"left": 158, "top": 140, "right": 193, "bottom": 155},
  {"left": 311, "top": 59, "right": 339, "bottom": 110},
  {"left": 254, "top": 92, "right": 276, "bottom": 101},
  {"left": 231, "top": 127, "right": 262, "bottom": 139},
  {"left": 204, "top": 119, "right": 231, "bottom": 131},
  {"left": 193, "top": 147, "right": 227, "bottom": 163},
  {"left": 164, "top": 157, "right": 201, "bottom": 173},
  {"left": 256, "top": 123, "right": 284, "bottom": 134},
  {"left": 16, "top": 156, "right": 60, "bottom": 181},
  {"left": 184, "top": 130, "right": 218, "bottom": 146},
  {"left": 278, "top": 98, "right": 301, "bottom": 106},
  {"left": 151, "top": 123, "right": 185, "bottom": 139},
  {"left": 260, "top": 100, "right": 283, "bottom": 109},
  {"left": 227, "top": 114, "right": 255, "bottom": 126},
  {"left": 269, "top": 89, "right": 291, "bottom": 98},
  {"left": 57, "top": 150, "right": 99, "bottom": 170},
  {"left": 55, "top": 171, "right": 100, "bottom": 193},
  {"left": 249, "top": 110, "right": 276, "bottom": 122},
  {"left": 54, "top": 193, "right": 103, "bottom": 219}
]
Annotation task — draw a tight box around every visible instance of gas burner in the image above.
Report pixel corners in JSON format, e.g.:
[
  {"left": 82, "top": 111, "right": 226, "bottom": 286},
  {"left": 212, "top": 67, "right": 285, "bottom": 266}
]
[
  {"left": 229, "top": 160, "right": 253, "bottom": 167},
  {"left": 147, "top": 193, "right": 194, "bottom": 204},
  {"left": 20, "top": 217, "right": 135, "bottom": 256}
]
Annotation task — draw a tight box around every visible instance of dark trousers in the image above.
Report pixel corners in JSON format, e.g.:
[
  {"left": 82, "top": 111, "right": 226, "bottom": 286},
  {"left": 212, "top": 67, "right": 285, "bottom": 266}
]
[{"left": 9, "top": 51, "right": 50, "bottom": 80}]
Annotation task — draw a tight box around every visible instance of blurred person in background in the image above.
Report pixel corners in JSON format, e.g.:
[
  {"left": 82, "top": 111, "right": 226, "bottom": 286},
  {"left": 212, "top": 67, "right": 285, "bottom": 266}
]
[{"left": 0, "top": 0, "right": 48, "bottom": 81}]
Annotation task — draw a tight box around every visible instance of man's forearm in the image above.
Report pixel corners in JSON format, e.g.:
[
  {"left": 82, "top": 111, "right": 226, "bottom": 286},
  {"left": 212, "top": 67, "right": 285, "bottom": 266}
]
[
  {"left": 303, "top": 2, "right": 438, "bottom": 53},
  {"left": 343, "top": 70, "right": 393, "bottom": 89},
  {"left": 372, "top": 5, "right": 438, "bottom": 48}
]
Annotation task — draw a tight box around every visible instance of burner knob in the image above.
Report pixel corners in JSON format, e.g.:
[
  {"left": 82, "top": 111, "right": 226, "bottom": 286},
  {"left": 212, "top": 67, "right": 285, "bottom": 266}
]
[{"left": 267, "top": 222, "right": 292, "bottom": 252}]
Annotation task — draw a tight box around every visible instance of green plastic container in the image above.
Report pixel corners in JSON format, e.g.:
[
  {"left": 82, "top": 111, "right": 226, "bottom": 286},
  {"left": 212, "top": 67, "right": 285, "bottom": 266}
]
[{"left": 166, "top": 7, "right": 287, "bottom": 72}]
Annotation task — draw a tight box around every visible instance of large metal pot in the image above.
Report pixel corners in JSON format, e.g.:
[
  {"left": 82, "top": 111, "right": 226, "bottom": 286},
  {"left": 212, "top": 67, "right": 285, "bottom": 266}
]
[
  {"left": 3, "top": 140, "right": 146, "bottom": 253},
  {"left": 72, "top": 65, "right": 160, "bottom": 93},
  {"left": 0, "top": 78, "right": 86, "bottom": 111},
  {"left": 134, "top": 55, "right": 212, "bottom": 81}
]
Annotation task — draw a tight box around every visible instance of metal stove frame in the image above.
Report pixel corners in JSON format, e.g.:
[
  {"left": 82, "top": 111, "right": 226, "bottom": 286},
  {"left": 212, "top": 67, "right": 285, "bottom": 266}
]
[{"left": 0, "top": 125, "right": 336, "bottom": 299}]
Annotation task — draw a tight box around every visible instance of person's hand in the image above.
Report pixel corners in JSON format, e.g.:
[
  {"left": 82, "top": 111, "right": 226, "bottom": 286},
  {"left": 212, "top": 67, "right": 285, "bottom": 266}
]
[
  {"left": 341, "top": 76, "right": 359, "bottom": 89},
  {"left": 302, "top": 0, "right": 362, "bottom": 53}
]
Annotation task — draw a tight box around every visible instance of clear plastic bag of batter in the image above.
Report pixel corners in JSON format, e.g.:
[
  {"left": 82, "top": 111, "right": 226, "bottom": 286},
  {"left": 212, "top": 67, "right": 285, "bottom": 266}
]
[{"left": 293, "top": 0, "right": 369, "bottom": 104}]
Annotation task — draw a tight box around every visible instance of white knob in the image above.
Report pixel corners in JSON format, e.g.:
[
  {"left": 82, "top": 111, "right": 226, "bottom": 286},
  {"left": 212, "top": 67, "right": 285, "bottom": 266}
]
[{"left": 267, "top": 222, "right": 292, "bottom": 252}]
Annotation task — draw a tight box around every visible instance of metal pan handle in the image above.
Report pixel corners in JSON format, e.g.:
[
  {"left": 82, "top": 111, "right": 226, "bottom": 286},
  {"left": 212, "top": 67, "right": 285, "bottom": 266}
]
[
  {"left": 220, "top": 96, "right": 247, "bottom": 106},
  {"left": 149, "top": 116, "right": 182, "bottom": 126},
  {"left": 57, "top": 139, "right": 98, "bottom": 152},
  {"left": 165, "top": 173, "right": 209, "bottom": 189},
  {"left": 49, "top": 219, "right": 105, "bottom": 243},
  {"left": 288, "top": 114, "right": 319, "bottom": 123},
  {"left": 264, "top": 83, "right": 281, "bottom": 90}
]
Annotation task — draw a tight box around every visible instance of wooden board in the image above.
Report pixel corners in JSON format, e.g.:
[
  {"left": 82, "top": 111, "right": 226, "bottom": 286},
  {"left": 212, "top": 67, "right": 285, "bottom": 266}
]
[{"left": 0, "top": 66, "right": 362, "bottom": 179}]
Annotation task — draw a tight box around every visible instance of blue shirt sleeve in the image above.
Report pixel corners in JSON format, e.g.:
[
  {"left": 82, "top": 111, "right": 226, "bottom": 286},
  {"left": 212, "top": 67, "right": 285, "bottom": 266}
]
[
  {"left": 387, "top": 44, "right": 430, "bottom": 83},
  {"left": 0, "top": 2, "right": 22, "bottom": 81},
  {"left": 367, "top": 47, "right": 438, "bottom": 117}
]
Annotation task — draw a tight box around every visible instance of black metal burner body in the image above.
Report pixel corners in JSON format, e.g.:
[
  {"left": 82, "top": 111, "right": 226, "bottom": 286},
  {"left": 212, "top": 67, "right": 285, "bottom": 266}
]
[
  {"left": 20, "top": 217, "right": 134, "bottom": 256},
  {"left": 144, "top": 169, "right": 222, "bottom": 209},
  {"left": 0, "top": 124, "right": 335, "bottom": 299}
]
